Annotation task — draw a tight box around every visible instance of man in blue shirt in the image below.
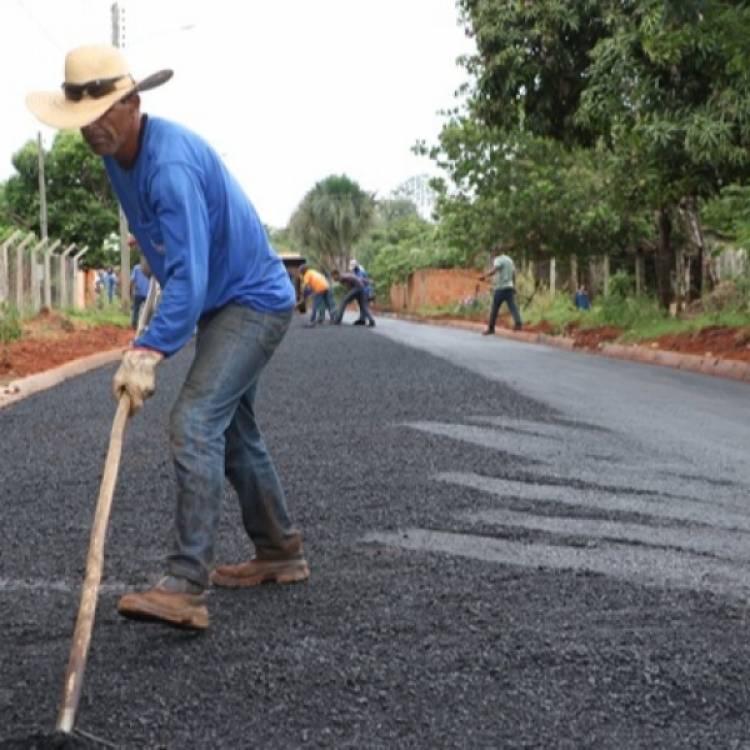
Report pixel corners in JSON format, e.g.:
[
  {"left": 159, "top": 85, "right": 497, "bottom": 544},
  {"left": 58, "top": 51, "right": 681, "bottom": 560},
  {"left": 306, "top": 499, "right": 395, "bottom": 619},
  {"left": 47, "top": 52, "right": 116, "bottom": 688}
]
[
  {"left": 104, "top": 266, "right": 118, "bottom": 304},
  {"left": 27, "top": 45, "right": 309, "bottom": 630},
  {"left": 129, "top": 254, "right": 151, "bottom": 329}
]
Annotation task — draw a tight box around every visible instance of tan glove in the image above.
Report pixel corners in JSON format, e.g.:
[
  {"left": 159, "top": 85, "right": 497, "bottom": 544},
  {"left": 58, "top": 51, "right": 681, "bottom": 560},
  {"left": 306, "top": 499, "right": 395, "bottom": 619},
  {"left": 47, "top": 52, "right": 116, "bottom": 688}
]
[{"left": 112, "top": 347, "right": 164, "bottom": 415}]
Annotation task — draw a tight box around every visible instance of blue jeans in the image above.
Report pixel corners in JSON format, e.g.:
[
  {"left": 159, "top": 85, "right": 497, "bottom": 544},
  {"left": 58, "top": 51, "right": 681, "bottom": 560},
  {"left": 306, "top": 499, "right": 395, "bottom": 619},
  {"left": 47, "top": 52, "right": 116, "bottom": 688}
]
[
  {"left": 167, "top": 304, "right": 299, "bottom": 587},
  {"left": 310, "top": 289, "right": 335, "bottom": 322},
  {"left": 131, "top": 295, "right": 146, "bottom": 329},
  {"left": 488, "top": 287, "right": 522, "bottom": 331},
  {"left": 335, "top": 289, "right": 375, "bottom": 325}
]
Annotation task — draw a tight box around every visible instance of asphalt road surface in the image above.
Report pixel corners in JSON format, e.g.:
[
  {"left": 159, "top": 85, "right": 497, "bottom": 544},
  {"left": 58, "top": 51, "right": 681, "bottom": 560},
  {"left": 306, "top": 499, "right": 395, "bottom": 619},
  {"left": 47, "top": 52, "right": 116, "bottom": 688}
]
[{"left": 1, "top": 315, "right": 749, "bottom": 749}]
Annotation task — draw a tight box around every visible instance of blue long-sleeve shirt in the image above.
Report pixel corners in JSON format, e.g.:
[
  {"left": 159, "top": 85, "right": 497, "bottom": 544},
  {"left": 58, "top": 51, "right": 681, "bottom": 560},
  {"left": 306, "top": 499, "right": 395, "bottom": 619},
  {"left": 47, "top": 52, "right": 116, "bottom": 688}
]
[
  {"left": 131, "top": 264, "right": 150, "bottom": 298},
  {"left": 104, "top": 116, "right": 295, "bottom": 355}
]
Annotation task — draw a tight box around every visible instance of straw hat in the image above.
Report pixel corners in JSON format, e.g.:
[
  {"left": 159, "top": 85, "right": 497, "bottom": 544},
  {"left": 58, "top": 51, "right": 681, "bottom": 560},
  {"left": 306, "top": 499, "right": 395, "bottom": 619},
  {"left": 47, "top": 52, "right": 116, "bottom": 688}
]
[{"left": 26, "top": 44, "right": 172, "bottom": 130}]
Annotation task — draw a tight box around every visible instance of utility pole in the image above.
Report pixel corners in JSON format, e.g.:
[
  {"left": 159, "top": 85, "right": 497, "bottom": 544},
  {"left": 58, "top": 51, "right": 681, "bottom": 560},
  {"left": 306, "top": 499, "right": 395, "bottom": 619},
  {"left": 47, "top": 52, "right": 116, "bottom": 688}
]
[
  {"left": 112, "top": 1, "right": 130, "bottom": 314},
  {"left": 37, "top": 131, "right": 49, "bottom": 308},
  {"left": 37, "top": 132, "right": 48, "bottom": 241}
]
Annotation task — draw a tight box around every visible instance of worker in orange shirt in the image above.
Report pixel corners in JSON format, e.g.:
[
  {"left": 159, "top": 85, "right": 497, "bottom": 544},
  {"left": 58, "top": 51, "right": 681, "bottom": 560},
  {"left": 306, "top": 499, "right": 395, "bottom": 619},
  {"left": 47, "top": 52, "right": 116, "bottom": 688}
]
[{"left": 300, "top": 264, "right": 336, "bottom": 325}]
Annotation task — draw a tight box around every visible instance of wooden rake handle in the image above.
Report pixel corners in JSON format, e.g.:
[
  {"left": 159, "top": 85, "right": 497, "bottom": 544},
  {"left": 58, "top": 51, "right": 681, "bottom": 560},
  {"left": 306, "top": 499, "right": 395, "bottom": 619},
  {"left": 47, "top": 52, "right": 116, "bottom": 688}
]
[{"left": 56, "top": 393, "right": 131, "bottom": 734}]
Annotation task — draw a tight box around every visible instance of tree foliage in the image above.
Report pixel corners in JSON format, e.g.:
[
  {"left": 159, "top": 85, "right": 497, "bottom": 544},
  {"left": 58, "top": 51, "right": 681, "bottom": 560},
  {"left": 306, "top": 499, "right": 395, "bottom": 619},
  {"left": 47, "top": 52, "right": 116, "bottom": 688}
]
[
  {"left": 424, "top": 118, "right": 650, "bottom": 264},
  {"left": 289, "top": 174, "right": 376, "bottom": 271},
  {"left": 0, "top": 131, "right": 119, "bottom": 268},
  {"left": 426, "top": 0, "right": 750, "bottom": 307},
  {"left": 458, "top": 0, "right": 608, "bottom": 146},
  {"left": 354, "top": 201, "right": 461, "bottom": 294}
]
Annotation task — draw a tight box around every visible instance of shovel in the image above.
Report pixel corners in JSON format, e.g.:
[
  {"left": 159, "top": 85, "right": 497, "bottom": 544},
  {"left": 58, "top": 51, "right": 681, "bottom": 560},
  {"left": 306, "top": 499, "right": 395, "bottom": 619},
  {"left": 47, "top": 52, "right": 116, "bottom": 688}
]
[{"left": 56, "top": 277, "right": 160, "bottom": 735}]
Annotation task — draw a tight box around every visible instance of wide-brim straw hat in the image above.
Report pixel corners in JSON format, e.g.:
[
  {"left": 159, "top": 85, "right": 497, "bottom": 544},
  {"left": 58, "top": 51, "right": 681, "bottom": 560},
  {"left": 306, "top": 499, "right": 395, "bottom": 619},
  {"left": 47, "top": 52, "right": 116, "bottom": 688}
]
[{"left": 26, "top": 44, "right": 172, "bottom": 130}]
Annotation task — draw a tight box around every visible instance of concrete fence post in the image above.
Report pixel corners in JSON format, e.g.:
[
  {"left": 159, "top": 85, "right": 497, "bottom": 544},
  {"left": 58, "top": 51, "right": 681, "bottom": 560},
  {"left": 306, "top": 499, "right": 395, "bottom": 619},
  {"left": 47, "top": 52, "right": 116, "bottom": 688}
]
[
  {"left": 0, "top": 230, "right": 23, "bottom": 304},
  {"left": 73, "top": 246, "right": 89, "bottom": 309},
  {"left": 603, "top": 255, "right": 611, "bottom": 296},
  {"left": 549, "top": 257, "right": 556, "bottom": 296},
  {"left": 43, "top": 239, "right": 61, "bottom": 309},
  {"left": 60, "top": 244, "right": 76, "bottom": 309},
  {"left": 30, "top": 238, "right": 48, "bottom": 312},
  {"left": 16, "top": 234, "right": 36, "bottom": 312}
]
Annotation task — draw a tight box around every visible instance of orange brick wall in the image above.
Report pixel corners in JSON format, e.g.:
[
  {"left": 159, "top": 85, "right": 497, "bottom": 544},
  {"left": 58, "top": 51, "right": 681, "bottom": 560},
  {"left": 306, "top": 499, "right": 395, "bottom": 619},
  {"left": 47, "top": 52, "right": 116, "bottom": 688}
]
[{"left": 388, "top": 268, "right": 485, "bottom": 311}]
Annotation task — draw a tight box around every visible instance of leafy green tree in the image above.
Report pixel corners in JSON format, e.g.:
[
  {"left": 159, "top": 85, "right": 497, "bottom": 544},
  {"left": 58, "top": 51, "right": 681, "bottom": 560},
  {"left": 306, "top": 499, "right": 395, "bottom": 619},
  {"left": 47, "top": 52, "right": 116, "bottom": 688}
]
[
  {"left": 1, "top": 131, "right": 119, "bottom": 268},
  {"left": 430, "top": 0, "right": 750, "bottom": 307},
  {"left": 375, "top": 198, "right": 419, "bottom": 224},
  {"left": 577, "top": 0, "right": 750, "bottom": 304},
  {"left": 266, "top": 225, "right": 298, "bottom": 256},
  {"left": 355, "top": 208, "right": 461, "bottom": 295},
  {"left": 289, "top": 175, "right": 375, "bottom": 271},
  {"left": 703, "top": 184, "right": 750, "bottom": 249},
  {"left": 423, "top": 119, "right": 650, "bottom": 269},
  {"left": 458, "top": 0, "right": 607, "bottom": 146}
]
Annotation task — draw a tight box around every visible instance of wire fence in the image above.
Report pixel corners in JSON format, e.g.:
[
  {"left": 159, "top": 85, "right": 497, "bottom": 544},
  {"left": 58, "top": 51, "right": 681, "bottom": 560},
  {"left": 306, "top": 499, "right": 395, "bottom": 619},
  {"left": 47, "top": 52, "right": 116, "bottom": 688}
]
[{"left": 0, "top": 230, "right": 88, "bottom": 317}]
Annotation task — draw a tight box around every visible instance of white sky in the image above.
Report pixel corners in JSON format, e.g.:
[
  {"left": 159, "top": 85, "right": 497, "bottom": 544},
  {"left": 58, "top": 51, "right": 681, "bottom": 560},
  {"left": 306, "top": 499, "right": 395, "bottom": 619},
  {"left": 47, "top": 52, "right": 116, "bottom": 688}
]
[{"left": 1, "top": 0, "right": 473, "bottom": 227}]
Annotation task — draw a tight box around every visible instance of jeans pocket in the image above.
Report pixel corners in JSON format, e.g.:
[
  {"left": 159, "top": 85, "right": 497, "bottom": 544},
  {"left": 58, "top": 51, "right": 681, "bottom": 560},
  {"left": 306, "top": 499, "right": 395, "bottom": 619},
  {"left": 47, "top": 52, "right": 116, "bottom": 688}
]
[{"left": 257, "top": 309, "right": 292, "bottom": 357}]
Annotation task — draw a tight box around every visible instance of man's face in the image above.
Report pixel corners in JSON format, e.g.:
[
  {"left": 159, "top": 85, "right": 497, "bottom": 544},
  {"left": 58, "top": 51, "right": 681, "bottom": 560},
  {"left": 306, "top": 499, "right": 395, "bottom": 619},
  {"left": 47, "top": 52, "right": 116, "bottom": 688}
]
[{"left": 80, "top": 97, "right": 138, "bottom": 157}]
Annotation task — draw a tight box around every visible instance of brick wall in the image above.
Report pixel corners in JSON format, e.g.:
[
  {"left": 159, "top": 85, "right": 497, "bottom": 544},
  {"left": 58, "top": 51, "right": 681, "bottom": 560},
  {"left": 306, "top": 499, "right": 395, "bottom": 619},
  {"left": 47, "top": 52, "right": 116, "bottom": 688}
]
[{"left": 388, "top": 268, "right": 485, "bottom": 312}]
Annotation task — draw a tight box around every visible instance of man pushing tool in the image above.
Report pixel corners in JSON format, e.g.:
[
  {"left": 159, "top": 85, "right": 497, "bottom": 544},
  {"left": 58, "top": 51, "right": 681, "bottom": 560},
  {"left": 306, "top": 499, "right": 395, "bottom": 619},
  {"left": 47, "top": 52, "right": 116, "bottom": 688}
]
[{"left": 26, "top": 44, "right": 309, "bottom": 630}]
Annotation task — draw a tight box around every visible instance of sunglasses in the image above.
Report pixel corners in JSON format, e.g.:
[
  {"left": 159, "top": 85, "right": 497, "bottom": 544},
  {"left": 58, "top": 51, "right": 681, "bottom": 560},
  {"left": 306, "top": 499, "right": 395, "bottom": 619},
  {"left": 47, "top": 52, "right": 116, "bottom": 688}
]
[{"left": 62, "top": 74, "right": 133, "bottom": 102}]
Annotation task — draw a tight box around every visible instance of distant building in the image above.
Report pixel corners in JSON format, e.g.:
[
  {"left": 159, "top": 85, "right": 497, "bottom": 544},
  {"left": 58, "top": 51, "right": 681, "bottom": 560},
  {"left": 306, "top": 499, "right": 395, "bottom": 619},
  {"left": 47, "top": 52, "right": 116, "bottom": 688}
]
[{"left": 390, "top": 174, "right": 437, "bottom": 221}]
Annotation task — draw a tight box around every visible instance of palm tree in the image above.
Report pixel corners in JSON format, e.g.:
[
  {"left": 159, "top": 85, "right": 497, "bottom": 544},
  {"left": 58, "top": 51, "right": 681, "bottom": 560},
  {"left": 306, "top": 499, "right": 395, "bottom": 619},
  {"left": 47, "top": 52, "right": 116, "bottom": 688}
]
[{"left": 290, "top": 175, "right": 375, "bottom": 271}]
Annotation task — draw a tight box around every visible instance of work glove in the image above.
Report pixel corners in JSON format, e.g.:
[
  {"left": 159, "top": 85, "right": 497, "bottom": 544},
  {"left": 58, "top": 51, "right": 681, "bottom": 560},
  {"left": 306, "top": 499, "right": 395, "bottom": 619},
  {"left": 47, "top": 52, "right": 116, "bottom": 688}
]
[{"left": 112, "top": 347, "right": 164, "bottom": 416}]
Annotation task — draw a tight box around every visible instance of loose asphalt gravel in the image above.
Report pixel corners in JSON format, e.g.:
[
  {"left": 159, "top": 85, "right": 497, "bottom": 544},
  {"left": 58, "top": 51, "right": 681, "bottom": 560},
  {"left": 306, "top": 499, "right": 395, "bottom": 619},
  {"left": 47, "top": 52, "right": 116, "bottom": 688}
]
[{"left": 1, "top": 316, "right": 750, "bottom": 749}]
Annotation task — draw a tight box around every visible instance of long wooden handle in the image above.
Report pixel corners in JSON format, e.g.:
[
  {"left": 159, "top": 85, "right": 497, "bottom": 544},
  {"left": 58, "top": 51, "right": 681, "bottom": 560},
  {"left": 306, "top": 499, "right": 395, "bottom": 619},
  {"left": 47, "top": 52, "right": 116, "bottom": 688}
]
[{"left": 56, "top": 394, "right": 131, "bottom": 733}]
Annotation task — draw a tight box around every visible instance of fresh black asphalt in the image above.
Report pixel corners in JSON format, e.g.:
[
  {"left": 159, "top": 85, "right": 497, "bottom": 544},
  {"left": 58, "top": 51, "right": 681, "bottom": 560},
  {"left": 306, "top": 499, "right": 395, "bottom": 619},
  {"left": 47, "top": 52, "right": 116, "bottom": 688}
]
[{"left": 1, "top": 316, "right": 749, "bottom": 748}]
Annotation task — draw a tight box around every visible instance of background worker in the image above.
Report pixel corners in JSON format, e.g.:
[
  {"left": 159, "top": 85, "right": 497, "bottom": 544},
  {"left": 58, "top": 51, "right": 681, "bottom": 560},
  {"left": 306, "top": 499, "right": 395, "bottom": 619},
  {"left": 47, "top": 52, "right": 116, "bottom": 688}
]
[
  {"left": 103, "top": 266, "right": 118, "bottom": 304},
  {"left": 332, "top": 268, "right": 376, "bottom": 327},
  {"left": 479, "top": 248, "right": 523, "bottom": 335},
  {"left": 130, "top": 254, "right": 151, "bottom": 330},
  {"left": 350, "top": 258, "right": 375, "bottom": 303},
  {"left": 299, "top": 263, "right": 336, "bottom": 325},
  {"left": 575, "top": 284, "right": 591, "bottom": 311},
  {"left": 27, "top": 44, "right": 309, "bottom": 631}
]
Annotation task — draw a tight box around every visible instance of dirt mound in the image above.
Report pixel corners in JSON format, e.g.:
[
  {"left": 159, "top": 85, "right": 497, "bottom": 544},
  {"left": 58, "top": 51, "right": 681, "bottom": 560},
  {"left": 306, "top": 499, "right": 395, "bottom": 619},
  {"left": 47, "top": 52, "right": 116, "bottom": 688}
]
[
  {"left": 569, "top": 325, "right": 623, "bottom": 349},
  {"left": 653, "top": 325, "right": 750, "bottom": 363},
  {"left": 0, "top": 325, "right": 133, "bottom": 382},
  {"left": 0, "top": 315, "right": 133, "bottom": 383}
]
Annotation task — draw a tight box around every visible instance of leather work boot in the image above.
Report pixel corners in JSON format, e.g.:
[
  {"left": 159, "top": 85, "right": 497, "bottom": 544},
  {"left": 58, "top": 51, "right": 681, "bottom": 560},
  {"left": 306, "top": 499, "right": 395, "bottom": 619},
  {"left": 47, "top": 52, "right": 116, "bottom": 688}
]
[
  {"left": 212, "top": 552, "right": 310, "bottom": 588},
  {"left": 117, "top": 576, "right": 209, "bottom": 630}
]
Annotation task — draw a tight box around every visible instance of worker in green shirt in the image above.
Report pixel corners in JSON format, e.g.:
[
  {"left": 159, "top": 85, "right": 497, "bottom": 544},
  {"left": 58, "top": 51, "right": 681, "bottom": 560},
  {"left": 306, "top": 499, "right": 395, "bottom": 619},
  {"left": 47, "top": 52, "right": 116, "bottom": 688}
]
[{"left": 479, "top": 251, "right": 523, "bottom": 335}]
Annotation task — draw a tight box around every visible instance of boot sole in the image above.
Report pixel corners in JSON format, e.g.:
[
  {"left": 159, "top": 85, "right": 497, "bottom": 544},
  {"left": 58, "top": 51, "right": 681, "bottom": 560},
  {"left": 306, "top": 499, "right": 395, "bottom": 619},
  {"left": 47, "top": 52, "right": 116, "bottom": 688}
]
[
  {"left": 117, "top": 598, "right": 209, "bottom": 631},
  {"left": 211, "top": 561, "right": 310, "bottom": 589}
]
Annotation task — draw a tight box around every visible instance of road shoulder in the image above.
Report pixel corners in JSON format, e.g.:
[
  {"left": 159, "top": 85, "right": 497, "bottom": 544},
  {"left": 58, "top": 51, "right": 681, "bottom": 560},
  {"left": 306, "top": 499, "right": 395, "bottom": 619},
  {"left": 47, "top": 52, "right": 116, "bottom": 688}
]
[
  {"left": 384, "top": 313, "right": 750, "bottom": 384},
  {"left": 0, "top": 348, "right": 123, "bottom": 410}
]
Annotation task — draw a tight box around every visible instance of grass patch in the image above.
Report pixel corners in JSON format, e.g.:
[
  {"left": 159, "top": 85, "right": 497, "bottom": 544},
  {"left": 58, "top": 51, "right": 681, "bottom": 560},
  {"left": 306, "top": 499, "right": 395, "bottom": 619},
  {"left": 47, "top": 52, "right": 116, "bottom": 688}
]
[
  {"left": 618, "top": 310, "right": 750, "bottom": 342},
  {"left": 65, "top": 304, "right": 130, "bottom": 328},
  {"left": 0, "top": 304, "right": 22, "bottom": 344}
]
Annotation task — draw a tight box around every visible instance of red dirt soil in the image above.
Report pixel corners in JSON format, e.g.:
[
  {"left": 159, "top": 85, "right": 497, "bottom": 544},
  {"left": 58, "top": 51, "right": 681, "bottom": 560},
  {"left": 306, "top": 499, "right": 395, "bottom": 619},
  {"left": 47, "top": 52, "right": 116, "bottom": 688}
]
[
  {"left": 411, "top": 311, "right": 750, "bottom": 364},
  {"left": 0, "top": 311, "right": 133, "bottom": 383}
]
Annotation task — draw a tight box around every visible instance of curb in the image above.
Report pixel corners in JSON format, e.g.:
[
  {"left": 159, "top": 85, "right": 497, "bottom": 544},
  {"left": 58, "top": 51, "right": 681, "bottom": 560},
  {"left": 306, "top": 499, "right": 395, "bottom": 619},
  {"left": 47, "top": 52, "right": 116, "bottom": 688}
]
[
  {"left": 383, "top": 313, "right": 750, "bottom": 385},
  {"left": 0, "top": 348, "right": 123, "bottom": 410}
]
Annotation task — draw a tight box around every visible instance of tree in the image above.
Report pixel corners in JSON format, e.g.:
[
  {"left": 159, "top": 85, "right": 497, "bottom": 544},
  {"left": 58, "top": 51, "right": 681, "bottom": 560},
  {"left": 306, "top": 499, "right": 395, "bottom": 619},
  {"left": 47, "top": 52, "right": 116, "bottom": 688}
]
[
  {"left": 577, "top": 0, "right": 750, "bottom": 304},
  {"left": 429, "top": 0, "right": 750, "bottom": 307},
  {"left": 458, "top": 0, "right": 608, "bottom": 146},
  {"left": 1, "top": 131, "right": 119, "bottom": 268},
  {"left": 289, "top": 175, "right": 375, "bottom": 271},
  {"left": 422, "top": 117, "right": 650, "bottom": 270},
  {"left": 354, "top": 207, "right": 459, "bottom": 295}
]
